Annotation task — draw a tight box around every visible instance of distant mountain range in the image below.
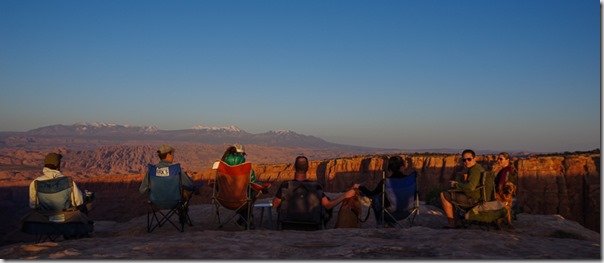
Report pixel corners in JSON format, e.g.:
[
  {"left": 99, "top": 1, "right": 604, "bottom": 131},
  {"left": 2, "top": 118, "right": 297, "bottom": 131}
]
[
  {"left": 8, "top": 122, "right": 381, "bottom": 152},
  {"left": 0, "top": 122, "right": 555, "bottom": 156}
]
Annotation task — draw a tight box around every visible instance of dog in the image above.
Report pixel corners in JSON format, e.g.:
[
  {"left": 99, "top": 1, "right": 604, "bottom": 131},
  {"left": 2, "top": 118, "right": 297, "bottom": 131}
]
[
  {"left": 335, "top": 190, "right": 362, "bottom": 228},
  {"left": 495, "top": 181, "right": 517, "bottom": 228}
]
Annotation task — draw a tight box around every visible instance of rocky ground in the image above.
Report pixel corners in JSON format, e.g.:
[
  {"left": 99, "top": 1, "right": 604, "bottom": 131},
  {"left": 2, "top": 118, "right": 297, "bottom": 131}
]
[{"left": 0, "top": 198, "right": 600, "bottom": 260}]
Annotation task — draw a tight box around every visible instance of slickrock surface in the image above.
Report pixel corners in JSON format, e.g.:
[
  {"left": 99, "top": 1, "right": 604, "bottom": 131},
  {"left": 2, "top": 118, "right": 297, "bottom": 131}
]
[{"left": 0, "top": 201, "right": 599, "bottom": 260}]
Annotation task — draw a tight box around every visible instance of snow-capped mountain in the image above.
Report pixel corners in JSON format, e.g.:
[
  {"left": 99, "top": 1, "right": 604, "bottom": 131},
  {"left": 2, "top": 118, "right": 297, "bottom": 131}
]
[
  {"left": 17, "top": 122, "right": 377, "bottom": 152},
  {"left": 191, "top": 125, "right": 242, "bottom": 132},
  {"left": 27, "top": 122, "right": 159, "bottom": 135}
]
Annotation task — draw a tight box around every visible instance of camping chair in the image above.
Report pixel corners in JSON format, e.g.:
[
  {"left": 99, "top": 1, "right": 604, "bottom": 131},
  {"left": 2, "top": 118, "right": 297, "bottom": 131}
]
[
  {"left": 376, "top": 171, "right": 420, "bottom": 228},
  {"left": 146, "top": 163, "right": 195, "bottom": 233},
  {"left": 21, "top": 176, "right": 94, "bottom": 243},
  {"left": 212, "top": 160, "right": 264, "bottom": 230},
  {"left": 277, "top": 181, "right": 326, "bottom": 230},
  {"left": 449, "top": 171, "right": 507, "bottom": 230}
]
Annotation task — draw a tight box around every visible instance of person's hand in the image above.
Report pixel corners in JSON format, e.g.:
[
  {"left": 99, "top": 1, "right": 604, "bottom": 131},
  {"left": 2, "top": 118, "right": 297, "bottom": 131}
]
[
  {"left": 352, "top": 183, "right": 360, "bottom": 189},
  {"left": 344, "top": 189, "right": 356, "bottom": 198},
  {"left": 450, "top": 180, "right": 457, "bottom": 187}
]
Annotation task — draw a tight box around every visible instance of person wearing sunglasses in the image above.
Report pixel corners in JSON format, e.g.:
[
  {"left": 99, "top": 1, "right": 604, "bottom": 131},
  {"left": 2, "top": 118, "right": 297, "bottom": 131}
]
[
  {"left": 439, "top": 149, "right": 485, "bottom": 228},
  {"left": 494, "top": 152, "right": 516, "bottom": 193}
]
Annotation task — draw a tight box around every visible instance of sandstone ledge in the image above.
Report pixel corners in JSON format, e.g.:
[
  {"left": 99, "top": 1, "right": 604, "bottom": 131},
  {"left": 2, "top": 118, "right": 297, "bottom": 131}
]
[{"left": 1, "top": 202, "right": 599, "bottom": 260}]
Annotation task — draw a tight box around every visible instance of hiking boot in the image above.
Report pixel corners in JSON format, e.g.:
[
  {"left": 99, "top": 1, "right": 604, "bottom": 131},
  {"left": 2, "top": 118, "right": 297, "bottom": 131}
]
[{"left": 444, "top": 218, "right": 459, "bottom": 229}]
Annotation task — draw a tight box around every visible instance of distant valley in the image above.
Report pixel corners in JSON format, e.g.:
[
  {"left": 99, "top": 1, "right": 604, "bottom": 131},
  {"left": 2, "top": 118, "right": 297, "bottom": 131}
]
[
  {"left": 0, "top": 122, "right": 555, "bottom": 182},
  {"left": 0, "top": 122, "right": 400, "bottom": 181}
]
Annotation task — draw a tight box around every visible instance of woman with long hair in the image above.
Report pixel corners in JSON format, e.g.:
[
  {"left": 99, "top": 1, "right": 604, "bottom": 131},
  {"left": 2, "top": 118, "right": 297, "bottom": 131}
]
[{"left": 495, "top": 152, "right": 515, "bottom": 191}]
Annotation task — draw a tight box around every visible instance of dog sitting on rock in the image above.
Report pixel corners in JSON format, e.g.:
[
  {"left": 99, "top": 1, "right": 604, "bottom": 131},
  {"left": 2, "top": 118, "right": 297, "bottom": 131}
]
[{"left": 495, "top": 181, "right": 516, "bottom": 228}]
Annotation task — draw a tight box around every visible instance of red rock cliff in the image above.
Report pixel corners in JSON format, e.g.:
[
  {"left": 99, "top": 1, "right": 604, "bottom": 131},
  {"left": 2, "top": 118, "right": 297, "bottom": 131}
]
[{"left": 199, "top": 153, "right": 598, "bottom": 232}]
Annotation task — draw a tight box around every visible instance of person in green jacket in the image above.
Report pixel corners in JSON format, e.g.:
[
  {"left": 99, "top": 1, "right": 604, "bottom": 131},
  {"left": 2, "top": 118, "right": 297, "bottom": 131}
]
[
  {"left": 221, "top": 143, "right": 257, "bottom": 183},
  {"left": 220, "top": 143, "right": 263, "bottom": 228},
  {"left": 440, "top": 149, "right": 484, "bottom": 228}
]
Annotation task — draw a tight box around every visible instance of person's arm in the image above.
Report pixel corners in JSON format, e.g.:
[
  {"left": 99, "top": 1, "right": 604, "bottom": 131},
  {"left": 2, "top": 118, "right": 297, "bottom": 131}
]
[
  {"left": 250, "top": 169, "right": 257, "bottom": 183},
  {"left": 322, "top": 190, "right": 354, "bottom": 210},
  {"left": 71, "top": 181, "right": 85, "bottom": 207},
  {"left": 272, "top": 181, "right": 286, "bottom": 208},
  {"left": 139, "top": 173, "right": 150, "bottom": 194},
  {"left": 29, "top": 181, "right": 37, "bottom": 209},
  {"left": 322, "top": 184, "right": 359, "bottom": 210},
  {"left": 272, "top": 197, "right": 282, "bottom": 209},
  {"left": 457, "top": 167, "right": 481, "bottom": 193},
  {"left": 181, "top": 170, "right": 194, "bottom": 188}
]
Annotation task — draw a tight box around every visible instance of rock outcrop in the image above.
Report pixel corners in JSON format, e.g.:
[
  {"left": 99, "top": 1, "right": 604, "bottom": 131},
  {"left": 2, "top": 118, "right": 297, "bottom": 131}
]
[
  {"left": 223, "top": 153, "right": 601, "bottom": 233},
  {"left": 0, "top": 148, "right": 599, "bottom": 233}
]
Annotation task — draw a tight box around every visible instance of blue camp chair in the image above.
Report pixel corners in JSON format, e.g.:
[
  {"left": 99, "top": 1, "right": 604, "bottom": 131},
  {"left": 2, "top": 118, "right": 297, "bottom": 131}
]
[
  {"left": 21, "top": 176, "right": 94, "bottom": 243},
  {"left": 277, "top": 181, "right": 326, "bottom": 230},
  {"left": 146, "top": 164, "right": 197, "bottom": 233},
  {"left": 375, "top": 171, "right": 420, "bottom": 228}
]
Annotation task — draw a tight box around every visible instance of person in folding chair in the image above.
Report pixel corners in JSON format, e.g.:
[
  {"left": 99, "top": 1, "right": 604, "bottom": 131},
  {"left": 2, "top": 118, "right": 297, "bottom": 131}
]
[
  {"left": 29, "top": 153, "right": 87, "bottom": 211},
  {"left": 213, "top": 143, "right": 270, "bottom": 229},
  {"left": 24, "top": 152, "right": 94, "bottom": 241},
  {"left": 358, "top": 155, "right": 418, "bottom": 228},
  {"left": 139, "top": 144, "right": 198, "bottom": 233},
  {"left": 440, "top": 149, "right": 484, "bottom": 229},
  {"left": 272, "top": 155, "right": 359, "bottom": 230}
]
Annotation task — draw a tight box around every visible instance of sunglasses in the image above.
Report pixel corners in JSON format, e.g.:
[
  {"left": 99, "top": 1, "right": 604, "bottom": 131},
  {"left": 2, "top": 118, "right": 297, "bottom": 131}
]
[
  {"left": 497, "top": 157, "right": 505, "bottom": 161},
  {"left": 462, "top": 158, "right": 473, "bottom": 162}
]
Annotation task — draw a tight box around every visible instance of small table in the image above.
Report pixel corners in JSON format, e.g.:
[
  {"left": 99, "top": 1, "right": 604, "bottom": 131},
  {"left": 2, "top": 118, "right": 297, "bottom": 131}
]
[{"left": 254, "top": 201, "right": 273, "bottom": 229}]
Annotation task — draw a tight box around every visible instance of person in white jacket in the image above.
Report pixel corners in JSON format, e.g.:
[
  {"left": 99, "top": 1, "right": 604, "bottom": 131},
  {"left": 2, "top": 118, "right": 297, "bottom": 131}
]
[{"left": 29, "top": 153, "right": 85, "bottom": 210}]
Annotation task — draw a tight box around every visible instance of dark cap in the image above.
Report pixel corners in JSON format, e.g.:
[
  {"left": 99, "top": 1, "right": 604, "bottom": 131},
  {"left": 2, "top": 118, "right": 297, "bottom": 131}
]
[{"left": 44, "top": 153, "right": 62, "bottom": 166}]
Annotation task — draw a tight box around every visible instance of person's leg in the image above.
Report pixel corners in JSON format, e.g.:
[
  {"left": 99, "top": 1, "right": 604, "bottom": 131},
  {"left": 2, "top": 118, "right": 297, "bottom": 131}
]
[
  {"left": 370, "top": 195, "right": 384, "bottom": 225},
  {"left": 440, "top": 191, "right": 456, "bottom": 228}
]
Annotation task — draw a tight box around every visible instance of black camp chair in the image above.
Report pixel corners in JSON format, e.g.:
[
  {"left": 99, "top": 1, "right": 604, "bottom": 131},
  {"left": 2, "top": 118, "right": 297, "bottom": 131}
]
[
  {"left": 146, "top": 164, "right": 198, "bottom": 233},
  {"left": 374, "top": 171, "right": 420, "bottom": 228},
  {"left": 21, "top": 176, "right": 94, "bottom": 243},
  {"left": 277, "top": 181, "right": 326, "bottom": 230}
]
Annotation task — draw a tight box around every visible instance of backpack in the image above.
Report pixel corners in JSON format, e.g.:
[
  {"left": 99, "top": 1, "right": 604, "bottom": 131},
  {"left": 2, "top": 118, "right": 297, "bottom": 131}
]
[
  {"left": 465, "top": 200, "right": 508, "bottom": 223},
  {"left": 278, "top": 181, "right": 325, "bottom": 226},
  {"left": 464, "top": 171, "right": 507, "bottom": 223},
  {"left": 480, "top": 171, "right": 496, "bottom": 202}
]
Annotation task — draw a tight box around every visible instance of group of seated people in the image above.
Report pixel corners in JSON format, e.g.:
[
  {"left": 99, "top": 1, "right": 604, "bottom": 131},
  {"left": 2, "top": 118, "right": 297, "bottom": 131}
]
[{"left": 29, "top": 145, "right": 516, "bottom": 233}]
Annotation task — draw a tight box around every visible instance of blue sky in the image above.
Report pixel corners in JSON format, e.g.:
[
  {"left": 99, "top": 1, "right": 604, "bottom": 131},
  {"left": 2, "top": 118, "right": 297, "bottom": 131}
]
[{"left": 0, "top": 0, "right": 600, "bottom": 152}]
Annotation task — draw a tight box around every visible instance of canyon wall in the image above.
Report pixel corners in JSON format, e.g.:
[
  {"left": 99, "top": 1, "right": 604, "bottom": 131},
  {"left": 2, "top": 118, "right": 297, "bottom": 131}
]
[
  {"left": 216, "top": 153, "right": 599, "bottom": 232},
  {"left": 0, "top": 151, "right": 599, "bottom": 232}
]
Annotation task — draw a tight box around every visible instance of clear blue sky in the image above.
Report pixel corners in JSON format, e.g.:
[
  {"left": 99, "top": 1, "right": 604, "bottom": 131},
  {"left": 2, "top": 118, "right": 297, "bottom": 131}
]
[{"left": 0, "top": 0, "right": 600, "bottom": 153}]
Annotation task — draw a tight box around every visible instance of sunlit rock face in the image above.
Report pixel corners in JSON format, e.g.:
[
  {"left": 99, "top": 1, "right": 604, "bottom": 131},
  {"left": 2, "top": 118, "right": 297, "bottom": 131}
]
[
  {"left": 0, "top": 150, "right": 599, "bottom": 232},
  {"left": 247, "top": 153, "right": 600, "bottom": 233}
]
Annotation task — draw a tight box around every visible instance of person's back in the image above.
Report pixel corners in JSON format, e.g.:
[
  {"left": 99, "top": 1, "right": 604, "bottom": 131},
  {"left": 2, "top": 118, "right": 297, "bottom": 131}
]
[
  {"left": 272, "top": 156, "right": 358, "bottom": 230},
  {"left": 35, "top": 176, "right": 75, "bottom": 211},
  {"left": 23, "top": 152, "right": 93, "bottom": 240},
  {"left": 29, "top": 153, "right": 85, "bottom": 210},
  {"left": 140, "top": 144, "right": 194, "bottom": 200},
  {"left": 276, "top": 180, "right": 325, "bottom": 230}
]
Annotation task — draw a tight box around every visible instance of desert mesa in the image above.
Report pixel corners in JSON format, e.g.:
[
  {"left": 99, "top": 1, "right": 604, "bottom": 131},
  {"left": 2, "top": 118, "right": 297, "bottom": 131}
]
[{"left": 0, "top": 123, "right": 600, "bottom": 248}]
